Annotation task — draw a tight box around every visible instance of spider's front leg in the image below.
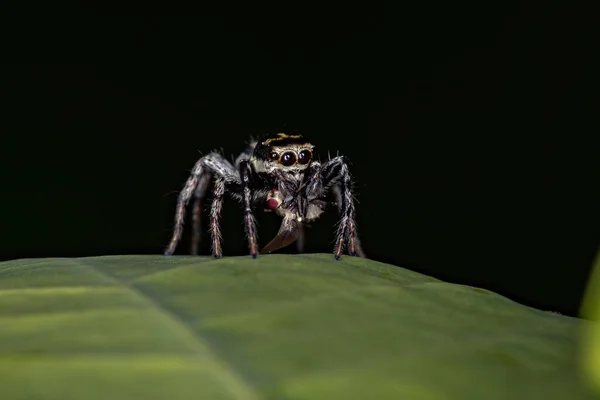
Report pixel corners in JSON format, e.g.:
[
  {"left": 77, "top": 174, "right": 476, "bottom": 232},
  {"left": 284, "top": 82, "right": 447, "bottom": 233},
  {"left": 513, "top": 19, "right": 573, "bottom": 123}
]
[
  {"left": 239, "top": 160, "right": 259, "bottom": 258},
  {"left": 164, "top": 153, "right": 238, "bottom": 256},
  {"left": 209, "top": 178, "right": 226, "bottom": 258},
  {"left": 306, "top": 156, "right": 365, "bottom": 260}
]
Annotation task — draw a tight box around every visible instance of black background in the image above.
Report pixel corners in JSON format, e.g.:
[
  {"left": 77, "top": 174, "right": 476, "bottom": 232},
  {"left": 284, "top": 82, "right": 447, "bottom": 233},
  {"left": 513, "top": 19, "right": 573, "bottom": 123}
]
[{"left": 1, "top": 6, "right": 598, "bottom": 317}]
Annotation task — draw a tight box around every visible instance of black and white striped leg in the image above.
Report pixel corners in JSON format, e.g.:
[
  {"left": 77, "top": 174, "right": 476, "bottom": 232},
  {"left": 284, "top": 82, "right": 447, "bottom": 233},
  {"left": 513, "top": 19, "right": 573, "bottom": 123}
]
[
  {"left": 239, "top": 160, "right": 259, "bottom": 258},
  {"left": 164, "top": 153, "right": 238, "bottom": 256},
  {"left": 209, "top": 178, "right": 226, "bottom": 258},
  {"left": 307, "top": 156, "right": 365, "bottom": 260}
]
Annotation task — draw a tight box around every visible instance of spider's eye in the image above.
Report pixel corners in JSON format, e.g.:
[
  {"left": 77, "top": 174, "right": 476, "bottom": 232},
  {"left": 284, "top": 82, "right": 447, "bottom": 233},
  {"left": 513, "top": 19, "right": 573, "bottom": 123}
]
[
  {"left": 269, "top": 152, "right": 279, "bottom": 161},
  {"left": 281, "top": 152, "right": 297, "bottom": 166},
  {"left": 298, "top": 150, "right": 312, "bottom": 165}
]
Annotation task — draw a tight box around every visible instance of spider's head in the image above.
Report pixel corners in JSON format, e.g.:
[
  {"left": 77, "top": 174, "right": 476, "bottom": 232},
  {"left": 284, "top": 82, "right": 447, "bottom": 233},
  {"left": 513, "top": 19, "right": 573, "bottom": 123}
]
[{"left": 251, "top": 133, "right": 314, "bottom": 174}]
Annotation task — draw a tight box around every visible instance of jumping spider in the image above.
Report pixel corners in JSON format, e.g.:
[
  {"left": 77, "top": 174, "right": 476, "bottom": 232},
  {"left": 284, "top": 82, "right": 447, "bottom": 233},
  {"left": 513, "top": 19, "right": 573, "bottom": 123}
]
[{"left": 164, "top": 132, "right": 365, "bottom": 260}]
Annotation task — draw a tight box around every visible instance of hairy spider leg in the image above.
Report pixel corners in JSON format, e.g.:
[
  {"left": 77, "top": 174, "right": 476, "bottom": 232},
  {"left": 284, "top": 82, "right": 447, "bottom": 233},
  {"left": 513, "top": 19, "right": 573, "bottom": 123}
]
[
  {"left": 164, "top": 153, "right": 239, "bottom": 256},
  {"left": 190, "top": 173, "right": 211, "bottom": 255},
  {"left": 209, "top": 178, "right": 226, "bottom": 258},
  {"left": 239, "top": 160, "right": 259, "bottom": 258},
  {"left": 306, "top": 156, "right": 365, "bottom": 260}
]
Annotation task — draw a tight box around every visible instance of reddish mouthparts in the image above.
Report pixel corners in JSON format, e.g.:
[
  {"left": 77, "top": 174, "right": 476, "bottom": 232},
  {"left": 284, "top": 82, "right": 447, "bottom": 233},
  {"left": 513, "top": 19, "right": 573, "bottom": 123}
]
[{"left": 266, "top": 188, "right": 281, "bottom": 210}]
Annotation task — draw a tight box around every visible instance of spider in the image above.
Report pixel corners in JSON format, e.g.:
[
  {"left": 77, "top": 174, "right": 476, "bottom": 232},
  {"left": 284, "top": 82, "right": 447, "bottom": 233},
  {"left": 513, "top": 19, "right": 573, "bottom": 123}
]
[{"left": 164, "top": 132, "right": 365, "bottom": 260}]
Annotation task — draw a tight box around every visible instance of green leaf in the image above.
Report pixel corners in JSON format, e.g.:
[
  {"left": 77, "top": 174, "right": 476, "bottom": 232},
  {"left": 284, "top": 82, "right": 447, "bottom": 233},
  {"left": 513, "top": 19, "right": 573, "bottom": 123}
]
[
  {"left": 0, "top": 254, "right": 594, "bottom": 399},
  {"left": 581, "top": 249, "right": 600, "bottom": 395}
]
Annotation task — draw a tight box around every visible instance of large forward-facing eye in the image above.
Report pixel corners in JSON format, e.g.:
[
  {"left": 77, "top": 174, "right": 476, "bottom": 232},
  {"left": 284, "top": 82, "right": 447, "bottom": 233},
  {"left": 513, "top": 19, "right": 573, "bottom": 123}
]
[
  {"left": 281, "top": 152, "right": 297, "bottom": 166},
  {"left": 298, "top": 149, "right": 312, "bottom": 165}
]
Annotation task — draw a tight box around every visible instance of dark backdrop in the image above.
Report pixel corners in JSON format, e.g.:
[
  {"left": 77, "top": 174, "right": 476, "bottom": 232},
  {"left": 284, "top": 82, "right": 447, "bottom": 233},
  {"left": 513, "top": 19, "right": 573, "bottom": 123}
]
[{"left": 1, "top": 7, "right": 598, "bottom": 317}]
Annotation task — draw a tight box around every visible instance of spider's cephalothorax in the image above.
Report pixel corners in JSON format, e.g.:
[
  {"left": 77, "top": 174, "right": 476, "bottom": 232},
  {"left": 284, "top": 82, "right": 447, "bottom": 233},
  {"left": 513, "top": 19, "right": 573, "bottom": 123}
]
[{"left": 164, "top": 132, "right": 365, "bottom": 260}]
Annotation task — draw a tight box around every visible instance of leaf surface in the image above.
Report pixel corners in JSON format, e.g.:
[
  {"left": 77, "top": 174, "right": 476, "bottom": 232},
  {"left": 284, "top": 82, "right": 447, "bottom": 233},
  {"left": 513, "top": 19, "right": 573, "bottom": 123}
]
[{"left": 0, "top": 254, "right": 594, "bottom": 399}]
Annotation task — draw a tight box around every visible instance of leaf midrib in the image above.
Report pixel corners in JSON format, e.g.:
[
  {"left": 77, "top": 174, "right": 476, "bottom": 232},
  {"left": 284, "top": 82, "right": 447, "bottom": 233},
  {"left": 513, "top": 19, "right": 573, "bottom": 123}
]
[{"left": 77, "top": 259, "right": 260, "bottom": 400}]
